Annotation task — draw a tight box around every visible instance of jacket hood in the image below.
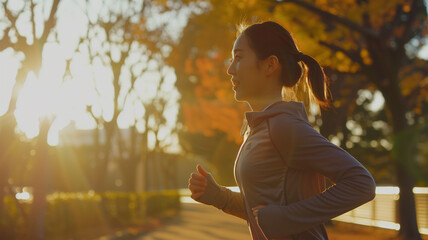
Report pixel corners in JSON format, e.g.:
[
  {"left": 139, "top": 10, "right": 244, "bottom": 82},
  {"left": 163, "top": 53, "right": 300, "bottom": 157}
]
[{"left": 241, "top": 101, "right": 309, "bottom": 136}]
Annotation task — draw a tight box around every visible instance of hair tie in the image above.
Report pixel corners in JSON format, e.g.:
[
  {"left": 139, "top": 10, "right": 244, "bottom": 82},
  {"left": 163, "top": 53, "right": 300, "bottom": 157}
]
[{"left": 296, "top": 51, "right": 305, "bottom": 61}]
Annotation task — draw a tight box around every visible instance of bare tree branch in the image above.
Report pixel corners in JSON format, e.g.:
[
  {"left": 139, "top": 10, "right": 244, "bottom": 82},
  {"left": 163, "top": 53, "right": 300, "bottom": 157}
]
[
  {"left": 0, "top": 26, "right": 12, "bottom": 51},
  {"left": 122, "top": 58, "right": 148, "bottom": 112},
  {"left": 30, "top": 0, "right": 36, "bottom": 44},
  {"left": 380, "top": 3, "right": 404, "bottom": 39},
  {"left": 40, "top": 0, "right": 60, "bottom": 44},
  {"left": 395, "top": 0, "right": 426, "bottom": 65},
  {"left": 398, "top": 0, "right": 425, "bottom": 46},
  {"left": 81, "top": 32, "right": 105, "bottom": 122},
  {"left": 0, "top": 1, "right": 25, "bottom": 51},
  {"left": 318, "top": 40, "right": 365, "bottom": 67},
  {"left": 86, "top": 105, "right": 102, "bottom": 125},
  {"left": 274, "top": 0, "right": 379, "bottom": 38},
  {"left": 2, "top": 1, "right": 22, "bottom": 26}
]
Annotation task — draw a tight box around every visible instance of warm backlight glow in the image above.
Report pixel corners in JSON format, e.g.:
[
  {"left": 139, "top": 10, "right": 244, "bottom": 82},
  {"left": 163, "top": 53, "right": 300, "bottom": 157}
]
[
  {"left": 14, "top": 69, "right": 74, "bottom": 145},
  {"left": 15, "top": 72, "right": 60, "bottom": 137},
  {"left": 182, "top": 186, "right": 428, "bottom": 235},
  {"left": 9, "top": 42, "right": 106, "bottom": 146},
  {"left": 15, "top": 192, "right": 31, "bottom": 201},
  {"left": 375, "top": 186, "right": 400, "bottom": 195},
  {"left": 1, "top": 1, "right": 183, "bottom": 149},
  {"left": 413, "top": 187, "right": 428, "bottom": 194}
]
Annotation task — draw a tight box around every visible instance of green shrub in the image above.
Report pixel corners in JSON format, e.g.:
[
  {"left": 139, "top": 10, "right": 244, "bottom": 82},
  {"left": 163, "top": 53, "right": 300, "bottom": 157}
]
[{"left": 1, "top": 190, "right": 180, "bottom": 239}]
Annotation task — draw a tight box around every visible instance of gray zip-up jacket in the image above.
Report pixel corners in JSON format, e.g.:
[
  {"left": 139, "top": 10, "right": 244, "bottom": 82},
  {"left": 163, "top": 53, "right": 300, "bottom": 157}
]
[{"left": 196, "top": 101, "right": 376, "bottom": 240}]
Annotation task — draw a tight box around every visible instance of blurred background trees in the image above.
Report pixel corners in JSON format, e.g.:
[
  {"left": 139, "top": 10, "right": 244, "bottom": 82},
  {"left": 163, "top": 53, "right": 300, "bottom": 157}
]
[
  {"left": 0, "top": 0, "right": 191, "bottom": 238},
  {"left": 0, "top": 0, "right": 61, "bottom": 238}
]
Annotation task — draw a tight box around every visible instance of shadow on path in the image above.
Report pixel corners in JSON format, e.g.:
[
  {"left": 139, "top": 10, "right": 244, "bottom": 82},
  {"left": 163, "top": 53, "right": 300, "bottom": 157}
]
[{"left": 137, "top": 202, "right": 250, "bottom": 240}]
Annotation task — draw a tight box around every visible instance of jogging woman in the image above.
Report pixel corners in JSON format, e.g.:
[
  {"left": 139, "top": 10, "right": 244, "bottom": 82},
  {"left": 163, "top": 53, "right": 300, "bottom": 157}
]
[{"left": 188, "top": 21, "right": 376, "bottom": 240}]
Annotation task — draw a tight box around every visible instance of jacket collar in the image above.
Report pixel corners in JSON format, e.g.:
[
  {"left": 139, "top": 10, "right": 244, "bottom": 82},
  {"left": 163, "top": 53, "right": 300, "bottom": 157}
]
[{"left": 242, "top": 101, "right": 309, "bottom": 134}]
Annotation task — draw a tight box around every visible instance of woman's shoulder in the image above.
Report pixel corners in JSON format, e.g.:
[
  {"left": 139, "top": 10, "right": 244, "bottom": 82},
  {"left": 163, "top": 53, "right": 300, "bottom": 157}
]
[
  {"left": 263, "top": 100, "right": 315, "bottom": 138},
  {"left": 268, "top": 110, "right": 311, "bottom": 130},
  {"left": 267, "top": 114, "right": 304, "bottom": 143},
  {"left": 267, "top": 109, "right": 321, "bottom": 145}
]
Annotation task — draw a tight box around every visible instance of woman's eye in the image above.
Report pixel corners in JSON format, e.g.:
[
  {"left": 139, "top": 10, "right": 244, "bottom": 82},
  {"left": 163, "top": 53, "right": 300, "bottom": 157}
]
[{"left": 229, "top": 56, "right": 241, "bottom": 63}]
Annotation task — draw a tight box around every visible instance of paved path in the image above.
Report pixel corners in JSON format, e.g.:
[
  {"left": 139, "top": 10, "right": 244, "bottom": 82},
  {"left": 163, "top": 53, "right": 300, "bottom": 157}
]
[{"left": 137, "top": 201, "right": 250, "bottom": 240}]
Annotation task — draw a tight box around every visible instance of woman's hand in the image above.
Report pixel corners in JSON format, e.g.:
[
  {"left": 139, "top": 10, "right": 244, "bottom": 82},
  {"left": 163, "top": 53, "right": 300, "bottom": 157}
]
[
  {"left": 188, "top": 164, "right": 209, "bottom": 200},
  {"left": 252, "top": 205, "right": 267, "bottom": 223}
]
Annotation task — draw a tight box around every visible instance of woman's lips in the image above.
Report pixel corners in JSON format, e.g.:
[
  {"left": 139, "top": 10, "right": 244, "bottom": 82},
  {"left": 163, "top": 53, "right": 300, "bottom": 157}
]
[{"left": 232, "top": 81, "right": 240, "bottom": 90}]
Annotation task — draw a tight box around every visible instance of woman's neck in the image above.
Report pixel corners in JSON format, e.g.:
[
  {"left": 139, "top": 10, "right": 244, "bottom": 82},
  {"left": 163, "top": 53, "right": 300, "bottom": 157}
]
[{"left": 248, "top": 95, "right": 283, "bottom": 112}]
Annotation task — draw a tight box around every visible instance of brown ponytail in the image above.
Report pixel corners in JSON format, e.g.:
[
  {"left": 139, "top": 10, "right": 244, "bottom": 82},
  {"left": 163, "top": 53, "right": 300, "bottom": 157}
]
[
  {"left": 298, "top": 53, "right": 332, "bottom": 109},
  {"left": 240, "top": 21, "right": 332, "bottom": 110}
]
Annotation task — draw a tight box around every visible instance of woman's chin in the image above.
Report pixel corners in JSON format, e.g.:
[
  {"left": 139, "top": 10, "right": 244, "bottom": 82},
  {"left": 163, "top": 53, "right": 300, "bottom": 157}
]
[{"left": 234, "top": 92, "right": 246, "bottom": 102}]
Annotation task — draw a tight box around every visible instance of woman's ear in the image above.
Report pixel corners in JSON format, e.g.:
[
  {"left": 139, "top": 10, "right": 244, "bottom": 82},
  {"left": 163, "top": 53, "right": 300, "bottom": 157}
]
[{"left": 265, "top": 55, "right": 280, "bottom": 76}]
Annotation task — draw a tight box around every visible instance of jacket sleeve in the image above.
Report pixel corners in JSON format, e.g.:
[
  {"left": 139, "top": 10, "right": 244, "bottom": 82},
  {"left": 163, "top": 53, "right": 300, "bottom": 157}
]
[
  {"left": 196, "top": 174, "right": 247, "bottom": 220},
  {"left": 220, "top": 188, "right": 247, "bottom": 220},
  {"left": 258, "top": 116, "right": 376, "bottom": 238}
]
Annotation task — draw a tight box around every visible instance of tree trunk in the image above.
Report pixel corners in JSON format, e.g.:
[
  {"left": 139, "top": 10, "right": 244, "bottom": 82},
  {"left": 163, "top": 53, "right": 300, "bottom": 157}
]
[
  {"left": 94, "top": 124, "right": 114, "bottom": 192},
  {"left": 396, "top": 163, "right": 420, "bottom": 239},
  {"left": 94, "top": 147, "right": 109, "bottom": 192},
  {"left": 0, "top": 53, "right": 36, "bottom": 239},
  {"left": 160, "top": 154, "right": 170, "bottom": 189},
  {"left": 122, "top": 158, "right": 138, "bottom": 191},
  {"left": 161, "top": 155, "right": 177, "bottom": 190},
  {"left": 118, "top": 126, "right": 139, "bottom": 191},
  {"left": 142, "top": 121, "right": 150, "bottom": 192},
  {"left": 152, "top": 151, "right": 160, "bottom": 191},
  {"left": 28, "top": 118, "right": 51, "bottom": 240},
  {"left": 91, "top": 124, "right": 100, "bottom": 189},
  {"left": 382, "top": 84, "right": 421, "bottom": 240},
  {"left": 142, "top": 149, "right": 149, "bottom": 192},
  {"left": 0, "top": 113, "right": 16, "bottom": 239}
]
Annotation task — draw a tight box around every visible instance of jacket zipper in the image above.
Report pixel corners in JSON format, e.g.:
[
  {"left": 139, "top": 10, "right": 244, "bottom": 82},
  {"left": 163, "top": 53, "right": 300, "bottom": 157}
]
[{"left": 234, "top": 127, "right": 251, "bottom": 188}]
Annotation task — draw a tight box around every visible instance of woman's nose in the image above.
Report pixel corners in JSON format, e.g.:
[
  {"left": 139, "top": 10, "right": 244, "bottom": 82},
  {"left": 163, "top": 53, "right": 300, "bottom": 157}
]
[{"left": 227, "top": 62, "right": 235, "bottom": 76}]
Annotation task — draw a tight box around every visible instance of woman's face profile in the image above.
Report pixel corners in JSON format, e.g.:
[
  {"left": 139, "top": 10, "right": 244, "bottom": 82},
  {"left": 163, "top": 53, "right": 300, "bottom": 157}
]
[{"left": 227, "top": 34, "right": 266, "bottom": 102}]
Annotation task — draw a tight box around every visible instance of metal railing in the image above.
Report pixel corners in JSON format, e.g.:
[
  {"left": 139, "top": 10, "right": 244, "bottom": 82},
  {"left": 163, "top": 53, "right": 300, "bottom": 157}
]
[{"left": 333, "top": 186, "right": 428, "bottom": 235}]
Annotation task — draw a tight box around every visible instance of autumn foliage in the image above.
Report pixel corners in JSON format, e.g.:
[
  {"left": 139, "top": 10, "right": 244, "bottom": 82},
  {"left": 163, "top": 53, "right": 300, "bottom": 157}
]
[{"left": 182, "top": 54, "right": 247, "bottom": 144}]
